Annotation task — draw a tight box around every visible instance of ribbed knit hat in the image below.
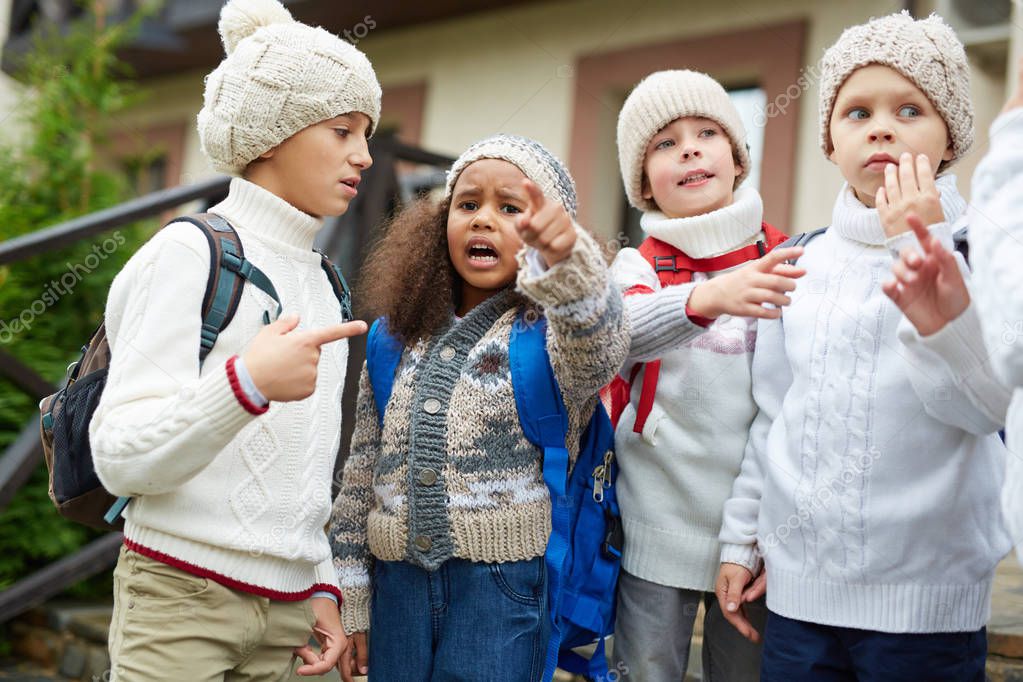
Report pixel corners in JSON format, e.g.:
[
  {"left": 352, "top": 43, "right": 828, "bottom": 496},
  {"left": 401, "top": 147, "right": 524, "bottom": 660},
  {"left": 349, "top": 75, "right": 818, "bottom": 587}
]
[
  {"left": 444, "top": 135, "right": 578, "bottom": 218},
  {"left": 197, "top": 0, "right": 382, "bottom": 175},
  {"left": 617, "top": 70, "right": 751, "bottom": 212},
  {"left": 818, "top": 11, "right": 973, "bottom": 168}
]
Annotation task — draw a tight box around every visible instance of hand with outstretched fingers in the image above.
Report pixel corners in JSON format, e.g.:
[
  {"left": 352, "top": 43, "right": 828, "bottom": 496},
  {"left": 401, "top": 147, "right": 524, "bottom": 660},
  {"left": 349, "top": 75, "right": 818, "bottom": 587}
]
[
  {"left": 339, "top": 631, "right": 369, "bottom": 682},
  {"left": 882, "top": 213, "right": 970, "bottom": 337},
  {"left": 686, "top": 246, "right": 806, "bottom": 322},
  {"left": 243, "top": 315, "right": 368, "bottom": 402},
  {"left": 515, "top": 179, "right": 576, "bottom": 267},
  {"left": 876, "top": 153, "right": 944, "bottom": 239},
  {"left": 715, "top": 562, "right": 762, "bottom": 643},
  {"left": 294, "top": 597, "right": 347, "bottom": 676}
]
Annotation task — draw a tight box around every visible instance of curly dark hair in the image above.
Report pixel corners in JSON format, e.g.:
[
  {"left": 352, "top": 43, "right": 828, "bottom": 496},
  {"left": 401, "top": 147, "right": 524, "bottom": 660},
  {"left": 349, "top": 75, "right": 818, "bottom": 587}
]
[{"left": 357, "top": 196, "right": 459, "bottom": 345}]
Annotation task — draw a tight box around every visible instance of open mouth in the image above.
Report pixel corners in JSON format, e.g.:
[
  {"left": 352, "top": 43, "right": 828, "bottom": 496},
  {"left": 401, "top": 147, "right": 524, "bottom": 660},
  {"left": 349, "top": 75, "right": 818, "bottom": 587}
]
[
  {"left": 467, "top": 238, "right": 499, "bottom": 266},
  {"left": 678, "top": 170, "right": 715, "bottom": 186},
  {"left": 340, "top": 177, "right": 360, "bottom": 195}
]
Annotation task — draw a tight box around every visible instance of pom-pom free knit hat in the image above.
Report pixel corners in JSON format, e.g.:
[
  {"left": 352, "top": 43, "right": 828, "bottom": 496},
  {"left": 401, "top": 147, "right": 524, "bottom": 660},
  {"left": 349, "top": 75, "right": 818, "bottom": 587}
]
[
  {"left": 197, "top": 0, "right": 382, "bottom": 174},
  {"left": 818, "top": 11, "right": 973, "bottom": 167},
  {"left": 444, "top": 134, "right": 578, "bottom": 218},
  {"left": 616, "top": 70, "right": 751, "bottom": 212}
]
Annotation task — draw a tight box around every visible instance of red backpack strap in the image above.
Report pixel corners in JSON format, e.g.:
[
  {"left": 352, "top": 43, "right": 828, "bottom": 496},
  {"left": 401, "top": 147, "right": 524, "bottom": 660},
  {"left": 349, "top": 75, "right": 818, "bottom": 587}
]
[
  {"left": 637, "top": 237, "right": 694, "bottom": 287},
  {"left": 761, "top": 222, "right": 791, "bottom": 252}
]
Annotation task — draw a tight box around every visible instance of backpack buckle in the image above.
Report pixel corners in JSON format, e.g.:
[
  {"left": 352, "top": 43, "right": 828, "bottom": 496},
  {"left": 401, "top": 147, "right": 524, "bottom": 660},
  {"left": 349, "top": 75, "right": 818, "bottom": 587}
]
[{"left": 653, "top": 255, "right": 678, "bottom": 273}]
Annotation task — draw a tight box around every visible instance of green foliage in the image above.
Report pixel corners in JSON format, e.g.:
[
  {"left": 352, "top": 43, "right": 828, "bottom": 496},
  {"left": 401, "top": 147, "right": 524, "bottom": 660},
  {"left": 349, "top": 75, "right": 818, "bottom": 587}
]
[{"left": 0, "top": 3, "right": 152, "bottom": 595}]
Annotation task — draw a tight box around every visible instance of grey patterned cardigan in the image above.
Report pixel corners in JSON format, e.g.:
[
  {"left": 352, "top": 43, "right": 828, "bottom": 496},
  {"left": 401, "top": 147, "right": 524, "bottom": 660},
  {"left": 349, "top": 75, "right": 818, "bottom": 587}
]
[{"left": 328, "top": 230, "right": 629, "bottom": 633}]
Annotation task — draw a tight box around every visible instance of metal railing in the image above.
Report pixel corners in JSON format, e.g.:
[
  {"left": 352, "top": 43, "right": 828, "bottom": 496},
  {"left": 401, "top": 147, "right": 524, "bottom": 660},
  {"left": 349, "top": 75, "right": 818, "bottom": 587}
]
[{"left": 0, "top": 133, "right": 454, "bottom": 623}]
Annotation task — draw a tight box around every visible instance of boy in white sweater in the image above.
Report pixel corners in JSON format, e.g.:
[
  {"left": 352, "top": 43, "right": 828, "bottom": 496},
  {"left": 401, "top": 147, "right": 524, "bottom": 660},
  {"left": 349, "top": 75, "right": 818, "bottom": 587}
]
[
  {"left": 88, "top": 0, "right": 378, "bottom": 679},
  {"left": 717, "top": 13, "right": 1012, "bottom": 681},
  {"left": 610, "top": 70, "right": 804, "bottom": 681},
  {"left": 966, "top": 60, "right": 1023, "bottom": 562}
]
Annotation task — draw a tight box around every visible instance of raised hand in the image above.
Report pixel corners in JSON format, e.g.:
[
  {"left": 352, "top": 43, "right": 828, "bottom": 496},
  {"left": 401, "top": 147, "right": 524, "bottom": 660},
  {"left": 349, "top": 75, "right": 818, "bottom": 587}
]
[
  {"left": 686, "top": 246, "right": 806, "bottom": 321},
  {"left": 876, "top": 153, "right": 944, "bottom": 238},
  {"left": 243, "top": 315, "right": 368, "bottom": 402},
  {"left": 715, "top": 562, "right": 762, "bottom": 643},
  {"left": 882, "top": 213, "right": 969, "bottom": 336},
  {"left": 515, "top": 179, "right": 576, "bottom": 267}
]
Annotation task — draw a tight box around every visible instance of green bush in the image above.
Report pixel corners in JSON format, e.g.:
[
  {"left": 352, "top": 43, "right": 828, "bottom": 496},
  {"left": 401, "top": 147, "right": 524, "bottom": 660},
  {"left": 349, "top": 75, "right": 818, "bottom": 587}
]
[{"left": 0, "top": 3, "right": 152, "bottom": 599}]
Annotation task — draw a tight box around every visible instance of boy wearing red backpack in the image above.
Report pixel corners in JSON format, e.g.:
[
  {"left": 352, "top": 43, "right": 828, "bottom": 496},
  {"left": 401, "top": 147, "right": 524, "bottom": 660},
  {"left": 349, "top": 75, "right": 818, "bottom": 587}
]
[
  {"left": 610, "top": 70, "right": 803, "bottom": 681},
  {"left": 88, "top": 0, "right": 377, "bottom": 679}
]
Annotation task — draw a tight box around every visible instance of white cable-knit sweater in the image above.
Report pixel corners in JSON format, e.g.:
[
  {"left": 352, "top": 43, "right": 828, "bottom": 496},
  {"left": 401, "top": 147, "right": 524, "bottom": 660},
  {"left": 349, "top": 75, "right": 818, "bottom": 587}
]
[
  {"left": 969, "top": 109, "right": 1023, "bottom": 563},
  {"left": 90, "top": 178, "right": 348, "bottom": 599},
  {"left": 719, "top": 177, "right": 1013, "bottom": 632},
  {"left": 611, "top": 187, "right": 769, "bottom": 591}
]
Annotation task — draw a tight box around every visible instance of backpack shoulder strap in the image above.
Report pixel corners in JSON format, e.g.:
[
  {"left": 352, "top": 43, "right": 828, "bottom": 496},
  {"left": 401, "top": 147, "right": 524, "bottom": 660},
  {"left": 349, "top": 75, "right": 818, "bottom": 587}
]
[
  {"left": 953, "top": 225, "right": 970, "bottom": 267},
  {"left": 317, "top": 252, "right": 353, "bottom": 322},
  {"left": 777, "top": 226, "right": 829, "bottom": 261},
  {"left": 366, "top": 318, "right": 404, "bottom": 429},
  {"left": 761, "top": 222, "right": 791, "bottom": 251},
  {"left": 169, "top": 213, "right": 284, "bottom": 364},
  {"left": 637, "top": 236, "right": 690, "bottom": 288},
  {"left": 508, "top": 310, "right": 573, "bottom": 681}
]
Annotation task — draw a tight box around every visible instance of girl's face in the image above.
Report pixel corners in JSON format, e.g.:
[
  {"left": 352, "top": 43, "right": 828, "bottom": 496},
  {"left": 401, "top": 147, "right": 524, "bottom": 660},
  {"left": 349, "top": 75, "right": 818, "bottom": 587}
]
[
  {"left": 447, "top": 158, "right": 527, "bottom": 316},
  {"left": 828, "top": 65, "right": 952, "bottom": 207},
  {"left": 641, "top": 116, "right": 741, "bottom": 218}
]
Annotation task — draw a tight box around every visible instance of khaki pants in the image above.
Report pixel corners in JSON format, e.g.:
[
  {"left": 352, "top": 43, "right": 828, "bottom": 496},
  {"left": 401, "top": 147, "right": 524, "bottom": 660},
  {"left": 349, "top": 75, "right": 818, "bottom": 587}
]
[{"left": 109, "top": 546, "right": 316, "bottom": 682}]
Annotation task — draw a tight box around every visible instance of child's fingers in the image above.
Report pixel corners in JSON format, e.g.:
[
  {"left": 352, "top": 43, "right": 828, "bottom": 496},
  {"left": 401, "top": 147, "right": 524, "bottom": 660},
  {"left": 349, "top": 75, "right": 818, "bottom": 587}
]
[
  {"left": 746, "top": 289, "right": 792, "bottom": 308},
  {"left": 898, "top": 151, "right": 919, "bottom": 195},
  {"left": 743, "top": 304, "right": 783, "bottom": 320},
  {"left": 884, "top": 163, "right": 902, "bottom": 205},
  {"left": 305, "top": 321, "right": 369, "bottom": 347},
  {"left": 756, "top": 246, "right": 803, "bottom": 271},
  {"left": 521, "top": 179, "right": 547, "bottom": 214},
  {"left": 906, "top": 214, "right": 935, "bottom": 256},
  {"left": 767, "top": 263, "right": 807, "bottom": 279},
  {"left": 897, "top": 247, "right": 923, "bottom": 271},
  {"left": 882, "top": 279, "right": 902, "bottom": 304},
  {"left": 743, "top": 572, "right": 767, "bottom": 602},
  {"left": 754, "top": 273, "right": 799, "bottom": 293},
  {"left": 875, "top": 185, "right": 888, "bottom": 214},
  {"left": 916, "top": 154, "right": 936, "bottom": 196},
  {"left": 891, "top": 258, "right": 918, "bottom": 286}
]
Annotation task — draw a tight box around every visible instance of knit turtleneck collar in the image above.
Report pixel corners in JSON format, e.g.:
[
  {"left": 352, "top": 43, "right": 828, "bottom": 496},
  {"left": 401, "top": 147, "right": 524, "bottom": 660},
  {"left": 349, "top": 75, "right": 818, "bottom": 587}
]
[
  {"left": 210, "top": 178, "right": 324, "bottom": 256},
  {"left": 831, "top": 174, "right": 966, "bottom": 246},
  {"left": 639, "top": 186, "right": 765, "bottom": 258}
]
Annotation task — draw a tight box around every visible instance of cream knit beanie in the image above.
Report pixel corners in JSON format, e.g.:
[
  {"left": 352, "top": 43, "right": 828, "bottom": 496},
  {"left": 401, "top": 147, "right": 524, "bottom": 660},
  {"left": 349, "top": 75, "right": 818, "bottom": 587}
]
[
  {"left": 444, "top": 135, "right": 578, "bottom": 218},
  {"left": 616, "top": 70, "right": 751, "bottom": 212},
  {"left": 197, "top": 0, "right": 382, "bottom": 175},
  {"left": 818, "top": 11, "right": 973, "bottom": 167}
]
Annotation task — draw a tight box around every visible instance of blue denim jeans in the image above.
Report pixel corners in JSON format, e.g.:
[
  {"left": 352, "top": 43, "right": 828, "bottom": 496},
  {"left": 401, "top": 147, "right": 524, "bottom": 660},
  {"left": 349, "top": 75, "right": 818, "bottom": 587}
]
[{"left": 369, "top": 556, "right": 550, "bottom": 681}]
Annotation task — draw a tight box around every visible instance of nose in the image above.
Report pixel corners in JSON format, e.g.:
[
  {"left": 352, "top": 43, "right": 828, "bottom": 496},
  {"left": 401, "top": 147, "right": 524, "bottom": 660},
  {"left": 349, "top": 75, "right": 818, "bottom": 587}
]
[
  {"left": 680, "top": 142, "right": 702, "bottom": 161},
  {"left": 470, "top": 205, "right": 497, "bottom": 231},
  {"left": 350, "top": 136, "right": 373, "bottom": 170},
  {"left": 868, "top": 122, "right": 895, "bottom": 144}
]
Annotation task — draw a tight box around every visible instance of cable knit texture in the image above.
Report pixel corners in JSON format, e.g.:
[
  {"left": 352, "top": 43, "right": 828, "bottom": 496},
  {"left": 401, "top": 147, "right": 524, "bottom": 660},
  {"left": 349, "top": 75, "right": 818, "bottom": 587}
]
[
  {"left": 969, "top": 110, "right": 1023, "bottom": 563},
  {"left": 719, "top": 179, "right": 1013, "bottom": 632},
  {"left": 611, "top": 187, "right": 774, "bottom": 591},
  {"left": 197, "top": 0, "right": 382, "bottom": 174},
  {"left": 90, "top": 177, "right": 349, "bottom": 598},
  {"left": 329, "top": 229, "right": 628, "bottom": 633},
  {"left": 818, "top": 11, "right": 973, "bottom": 166},
  {"left": 617, "top": 70, "right": 751, "bottom": 211}
]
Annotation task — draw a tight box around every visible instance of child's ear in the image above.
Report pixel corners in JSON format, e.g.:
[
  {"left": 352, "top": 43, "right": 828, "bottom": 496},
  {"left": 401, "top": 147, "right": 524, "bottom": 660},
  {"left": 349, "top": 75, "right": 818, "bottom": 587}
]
[
  {"left": 941, "top": 141, "right": 954, "bottom": 162},
  {"left": 641, "top": 175, "right": 653, "bottom": 201},
  {"left": 258, "top": 147, "right": 277, "bottom": 160}
]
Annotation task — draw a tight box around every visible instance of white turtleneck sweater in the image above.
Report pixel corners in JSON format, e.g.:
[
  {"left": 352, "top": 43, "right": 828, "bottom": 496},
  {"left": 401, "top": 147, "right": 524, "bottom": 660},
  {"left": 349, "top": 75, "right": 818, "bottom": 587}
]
[
  {"left": 968, "top": 110, "right": 1023, "bottom": 564},
  {"left": 719, "top": 176, "right": 1013, "bottom": 632},
  {"left": 611, "top": 187, "right": 773, "bottom": 591},
  {"left": 91, "top": 178, "right": 348, "bottom": 600}
]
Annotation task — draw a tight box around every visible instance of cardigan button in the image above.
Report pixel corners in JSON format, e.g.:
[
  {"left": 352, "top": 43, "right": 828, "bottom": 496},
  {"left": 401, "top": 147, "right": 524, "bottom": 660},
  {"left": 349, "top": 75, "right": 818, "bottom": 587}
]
[
  {"left": 440, "top": 346, "right": 456, "bottom": 361},
  {"left": 418, "top": 468, "right": 438, "bottom": 486},
  {"left": 423, "top": 398, "right": 441, "bottom": 414},
  {"left": 414, "top": 535, "right": 433, "bottom": 552}
]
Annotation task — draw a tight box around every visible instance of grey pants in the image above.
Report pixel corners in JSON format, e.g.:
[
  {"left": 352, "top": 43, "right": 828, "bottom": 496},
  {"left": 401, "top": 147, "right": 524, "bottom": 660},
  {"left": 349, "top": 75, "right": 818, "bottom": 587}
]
[{"left": 611, "top": 570, "right": 767, "bottom": 682}]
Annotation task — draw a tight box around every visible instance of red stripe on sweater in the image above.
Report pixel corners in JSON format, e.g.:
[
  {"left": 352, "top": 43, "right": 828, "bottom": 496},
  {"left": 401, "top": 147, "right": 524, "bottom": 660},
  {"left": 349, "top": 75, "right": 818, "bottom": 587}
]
[
  {"left": 122, "top": 538, "right": 343, "bottom": 603},
  {"left": 624, "top": 284, "right": 655, "bottom": 297},
  {"left": 226, "top": 355, "right": 269, "bottom": 416}
]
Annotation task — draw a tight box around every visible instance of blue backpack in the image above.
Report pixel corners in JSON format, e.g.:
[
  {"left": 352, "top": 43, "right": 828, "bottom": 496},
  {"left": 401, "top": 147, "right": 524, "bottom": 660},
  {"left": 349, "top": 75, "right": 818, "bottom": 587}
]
[{"left": 366, "top": 310, "right": 622, "bottom": 680}]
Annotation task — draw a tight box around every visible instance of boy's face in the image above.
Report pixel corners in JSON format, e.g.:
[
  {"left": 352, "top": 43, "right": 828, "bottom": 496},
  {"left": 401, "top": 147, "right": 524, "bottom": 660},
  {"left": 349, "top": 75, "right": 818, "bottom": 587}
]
[
  {"left": 447, "top": 159, "right": 527, "bottom": 311},
  {"left": 248, "top": 112, "right": 373, "bottom": 218},
  {"left": 641, "top": 116, "right": 741, "bottom": 219},
  {"left": 828, "top": 65, "right": 953, "bottom": 207}
]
